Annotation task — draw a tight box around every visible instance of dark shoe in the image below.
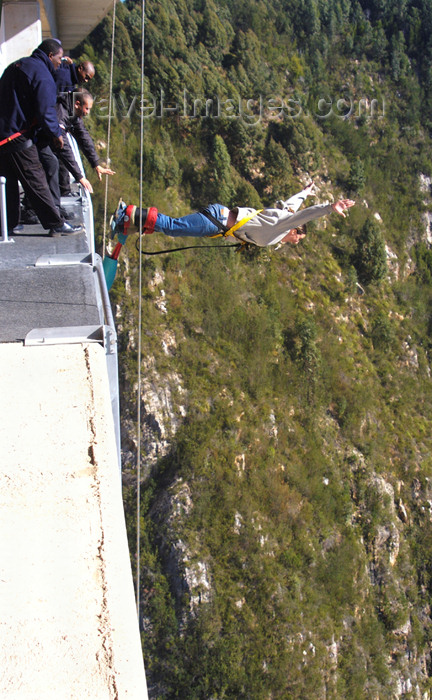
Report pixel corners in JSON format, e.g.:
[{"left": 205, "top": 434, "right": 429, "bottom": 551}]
[
  {"left": 20, "top": 209, "right": 39, "bottom": 225},
  {"left": 49, "top": 222, "right": 83, "bottom": 237}
]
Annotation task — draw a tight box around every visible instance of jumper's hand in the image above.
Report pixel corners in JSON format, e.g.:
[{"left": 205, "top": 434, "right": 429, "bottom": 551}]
[
  {"left": 331, "top": 199, "right": 355, "bottom": 217},
  {"left": 303, "top": 181, "right": 316, "bottom": 197}
]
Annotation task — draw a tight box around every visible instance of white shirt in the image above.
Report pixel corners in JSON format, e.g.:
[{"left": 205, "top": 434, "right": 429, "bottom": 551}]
[{"left": 232, "top": 202, "right": 334, "bottom": 247}]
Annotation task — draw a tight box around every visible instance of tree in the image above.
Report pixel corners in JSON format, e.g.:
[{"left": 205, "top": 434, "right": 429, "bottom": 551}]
[
  {"left": 263, "top": 137, "right": 293, "bottom": 202},
  {"left": 353, "top": 218, "right": 387, "bottom": 285},
  {"left": 390, "top": 31, "right": 410, "bottom": 82},
  {"left": 212, "top": 135, "right": 235, "bottom": 205},
  {"left": 348, "top": 157, "right": 366, "bottom": 195},
  {"left": 295, "top": 315, "right": 321, "bottom": 403}
]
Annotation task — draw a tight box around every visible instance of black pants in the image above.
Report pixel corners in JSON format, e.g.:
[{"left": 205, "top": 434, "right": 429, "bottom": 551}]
[
  {"left": 0, "top": 143, "right": 63, "bottom": 230},
  {"left": 38, "top": 144, "right": 61, "bottom": 210},
  {"left": 58, "top": 160, "right": 71, "bottom": 196}
]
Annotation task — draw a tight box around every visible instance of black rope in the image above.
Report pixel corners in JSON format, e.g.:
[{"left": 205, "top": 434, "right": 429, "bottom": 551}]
[
  {"left": 200, "top": 207, "right": 231, "bottom": 234},
  {"left": 135, "top": 238, "right": 244, "bottom": 256}
]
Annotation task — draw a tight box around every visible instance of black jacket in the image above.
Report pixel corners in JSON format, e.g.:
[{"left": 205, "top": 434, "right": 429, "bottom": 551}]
[
  {"left": 55, "top": 61, "right": 79, "bottom": 94},
  {"left": 0, "top": 48, "right": 61, "bottom": 151},
  {"left": 56, "top": 94, "right": 99, "bottom": 180}
]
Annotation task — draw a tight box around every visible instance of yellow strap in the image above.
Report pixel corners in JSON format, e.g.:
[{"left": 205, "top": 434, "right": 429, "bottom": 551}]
[{"left": 209, "top": 209, "right": 263, "bottom": 239}]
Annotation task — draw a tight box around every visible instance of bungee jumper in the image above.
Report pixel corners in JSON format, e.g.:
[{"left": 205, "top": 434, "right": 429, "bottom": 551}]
[{"left": 103, "top": 182, "right": 355, "bottom": 288}]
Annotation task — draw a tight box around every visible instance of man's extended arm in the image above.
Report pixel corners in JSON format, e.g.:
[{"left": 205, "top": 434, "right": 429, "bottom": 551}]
[
  {"left": 68, "top": 117, "right": 99, "bottom": 168},
  {"left": 55, "top": 130, "right": 93, "bottom": 192},
  {"left": 69, "top": 118, "right": 115, "bottom": 179}
]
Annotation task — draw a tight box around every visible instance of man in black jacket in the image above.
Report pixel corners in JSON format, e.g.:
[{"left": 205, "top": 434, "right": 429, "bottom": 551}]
[
  {"left": 55, "top": 57, "right": 95, "bottom": 95},
  {"left": 55, "top": 91, "right": 115, "bottom": 193},
  {"left": 55, "top": 58, "right": 96, "bottom": 196},
  {"left": 0, "top": 39, "right": 82, "bottom": 236}
]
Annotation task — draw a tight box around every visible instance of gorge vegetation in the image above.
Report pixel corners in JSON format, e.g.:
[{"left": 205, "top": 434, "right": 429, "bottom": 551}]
[{"left": 76, "top": 1, "right": 432, "bottom": 696}]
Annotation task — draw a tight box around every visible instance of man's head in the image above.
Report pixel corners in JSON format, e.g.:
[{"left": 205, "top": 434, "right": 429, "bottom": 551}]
[
  {"left": 38, "top": 39, "right": 64, "bottom": 70},
  {"left": 74, "top": 91, "right": 94, "bottom": 118},
  {"left": 297, "top": 224, "right": 307, "bottom": 238},
  {"left": 76, "top": 61, "right": 95, "bottom": 84},
  {"left": 280, "top": 225, "right": 307, "bottom": 245}
]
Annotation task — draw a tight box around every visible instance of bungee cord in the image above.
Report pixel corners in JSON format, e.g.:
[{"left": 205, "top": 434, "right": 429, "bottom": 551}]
[
  {"left": 102, "top": 0, "right": 117, "bottom": 259},
  {"left": 135, "top": 238, "right": 245, "bottom": 256},
  {"left": 135, "top": 0, "right": 147, "bottom": 626}
]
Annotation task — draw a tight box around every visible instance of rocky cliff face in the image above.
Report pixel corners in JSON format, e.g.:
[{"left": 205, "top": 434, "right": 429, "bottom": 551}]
[
  {"left": 119, "top": 270, "right": 187, "bottom": 476},
  {"left": 120, "top": 271, "right": 213, "bottom": 618},
  {"left": 115, "top": 187, "right": 432, "bottom": 698},
  {"left": 125, "top": 355, "right": 432, "bottom": 698},
  {"left": 151, "top": 478, "right": 212, "bottom": 617}
]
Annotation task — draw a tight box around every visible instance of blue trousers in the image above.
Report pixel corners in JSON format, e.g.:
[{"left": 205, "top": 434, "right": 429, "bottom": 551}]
[{"left": 155, "top": 203, "right": 227, "bottom": 238}]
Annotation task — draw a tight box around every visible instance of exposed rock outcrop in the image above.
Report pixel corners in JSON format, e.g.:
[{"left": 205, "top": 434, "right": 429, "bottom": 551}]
[
  {"left": 151, "top": 478, "right": 211, "bottom": 617},
  {"left": 121, "top": 359, "right": 186, "bottom": 474}
]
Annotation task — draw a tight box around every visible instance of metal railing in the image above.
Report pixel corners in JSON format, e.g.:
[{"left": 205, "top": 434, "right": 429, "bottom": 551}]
[
  {"left": 67, "top": 133, "right": 96, "bottom": 265},
  {"left": 0, "top": 175, "right": 12, "bottom": 243}
]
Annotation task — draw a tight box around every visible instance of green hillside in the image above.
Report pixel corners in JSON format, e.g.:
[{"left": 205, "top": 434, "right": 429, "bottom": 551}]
[{"left": 76, "top": 1, "right": 432, "bottom": 696}]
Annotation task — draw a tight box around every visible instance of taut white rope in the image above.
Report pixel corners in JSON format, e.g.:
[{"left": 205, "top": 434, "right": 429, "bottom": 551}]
[
  {"left": 136, "top": 0, "right": 147, "bottom": 625},
  {"left": 102, "top": 0, "right": 117, "bottom": 258}
]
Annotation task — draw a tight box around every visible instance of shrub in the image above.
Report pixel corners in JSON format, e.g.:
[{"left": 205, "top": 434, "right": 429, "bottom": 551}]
[{"left": 353, "top": 218, "right": 387, "bottom": 285}]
